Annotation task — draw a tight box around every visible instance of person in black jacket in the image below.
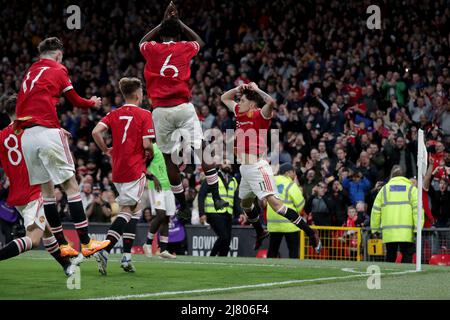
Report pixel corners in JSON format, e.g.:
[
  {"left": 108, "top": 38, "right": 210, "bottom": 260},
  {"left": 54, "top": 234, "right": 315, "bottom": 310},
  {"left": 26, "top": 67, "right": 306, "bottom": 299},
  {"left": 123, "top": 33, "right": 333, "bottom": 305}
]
[
  {"left": 384, "top": 136, "right": 417, "bottom": 178},
  {"left": 329, "top": 180, "right": 351, "bottom": 226},
  {"left": 305, "top": 182, "right": 335, "bottom": 226},
  {"left": 305, "top": 181, "right": 335, "bottom": 256}
]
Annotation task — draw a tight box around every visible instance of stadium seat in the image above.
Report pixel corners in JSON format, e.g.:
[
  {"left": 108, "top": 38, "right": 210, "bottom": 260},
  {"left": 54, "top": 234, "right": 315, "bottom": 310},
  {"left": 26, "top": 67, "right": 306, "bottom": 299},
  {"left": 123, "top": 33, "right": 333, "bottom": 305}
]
[
  {"left": 429, "top": 255, "right": 450, "bottom": 266},
  {"left": 131, "top": 246, "right": 144, "bottom": 255},
  {"left": 256, "top": 249, "right": 267, "bottom": 259}
]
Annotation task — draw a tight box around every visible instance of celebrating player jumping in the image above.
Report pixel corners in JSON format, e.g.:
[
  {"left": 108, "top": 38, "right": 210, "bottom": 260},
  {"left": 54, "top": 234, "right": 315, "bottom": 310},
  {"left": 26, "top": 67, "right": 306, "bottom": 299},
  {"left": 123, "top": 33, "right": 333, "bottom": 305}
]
[
  {"left": 0, "top": 95, "right": 78, "bottom": 276},
  {"left": 15, "top": 37, "right": 110, "bottom": 258},
  {"left": 221, "top": 82, "right": 322, "bottom": 252},
  {"left": 139, "top": 1, "right": 228, "bottom": 220}
]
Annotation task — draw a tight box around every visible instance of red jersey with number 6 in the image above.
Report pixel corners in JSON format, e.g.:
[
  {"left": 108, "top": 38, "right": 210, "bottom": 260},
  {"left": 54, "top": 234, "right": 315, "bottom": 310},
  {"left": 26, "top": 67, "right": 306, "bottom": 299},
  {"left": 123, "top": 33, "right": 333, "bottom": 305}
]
[
  {"left": 16, "top": 59, "right": 74, "bottom": 128},
  {"left": 99, "top": 104, "right": 156, "bottom": 183},
  {"left": 234, "top": 105, "right": 272, "bottom": 156},
  {"left": 140, "top": 41, "right": 200, "bottom": 108},
  {"left": 0, "top": 124, "right": 41, "bottom": 206}
]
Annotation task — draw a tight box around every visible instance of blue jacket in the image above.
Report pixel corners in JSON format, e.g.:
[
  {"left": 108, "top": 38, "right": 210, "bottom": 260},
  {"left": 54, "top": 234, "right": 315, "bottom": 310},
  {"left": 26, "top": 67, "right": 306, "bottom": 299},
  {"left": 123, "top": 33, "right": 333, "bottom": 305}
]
[{"left": 342, "top": 177, "right": 371, "bottom": 205}]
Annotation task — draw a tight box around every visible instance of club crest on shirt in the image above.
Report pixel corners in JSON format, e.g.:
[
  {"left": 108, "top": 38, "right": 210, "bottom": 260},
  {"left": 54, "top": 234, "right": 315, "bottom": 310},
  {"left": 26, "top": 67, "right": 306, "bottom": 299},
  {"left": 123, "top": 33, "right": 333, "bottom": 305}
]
[{"left": 246, "top": 110, "right": 254, "bottom": 118}]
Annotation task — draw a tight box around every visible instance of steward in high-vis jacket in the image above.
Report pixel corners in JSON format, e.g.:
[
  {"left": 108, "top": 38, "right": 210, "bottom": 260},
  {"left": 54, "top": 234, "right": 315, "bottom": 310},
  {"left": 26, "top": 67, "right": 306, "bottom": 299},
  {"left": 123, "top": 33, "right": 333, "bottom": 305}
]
[
  {"left": 198, "top": 162, "right": 240, "bottom": 256},
  {"left": 266, "top": 163, "right": 306, "bottom": 258},
  {"left": 371, "top": 165, "right": 423, "bottom": 263}
]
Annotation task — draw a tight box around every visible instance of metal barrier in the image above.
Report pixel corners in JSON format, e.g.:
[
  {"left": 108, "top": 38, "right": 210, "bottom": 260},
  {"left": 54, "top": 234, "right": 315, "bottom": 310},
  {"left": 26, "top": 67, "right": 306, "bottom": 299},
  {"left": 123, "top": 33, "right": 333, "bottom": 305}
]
[
  {"left": 300, "top": 226, "right": 362, "bottom": 261},
  {"left": 363, "top": 227, "right": 450, "bottom": 263},
  {"left": 299, "top": 226, "right": 450, "bottom": 263}
]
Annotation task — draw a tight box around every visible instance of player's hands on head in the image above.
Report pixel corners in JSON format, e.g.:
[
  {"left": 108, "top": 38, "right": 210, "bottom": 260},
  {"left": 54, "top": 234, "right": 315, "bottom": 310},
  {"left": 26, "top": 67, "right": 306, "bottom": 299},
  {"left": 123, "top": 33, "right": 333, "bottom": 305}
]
[
  {"left": 90, "top": 96, "right": 102, "bottom": 108},
  {"left": 164, "top": 1, "right": 178, "bottom": 20},
  {"left": 248, "top": 82, "right": 258, "bottom": 90}
]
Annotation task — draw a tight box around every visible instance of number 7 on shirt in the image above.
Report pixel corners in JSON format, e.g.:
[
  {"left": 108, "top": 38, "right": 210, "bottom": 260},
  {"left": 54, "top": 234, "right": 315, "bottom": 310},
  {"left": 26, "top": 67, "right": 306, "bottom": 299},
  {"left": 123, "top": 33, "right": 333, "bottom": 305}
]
[{"left": 119, "top": 116, "right": 133, "bottom": 144}]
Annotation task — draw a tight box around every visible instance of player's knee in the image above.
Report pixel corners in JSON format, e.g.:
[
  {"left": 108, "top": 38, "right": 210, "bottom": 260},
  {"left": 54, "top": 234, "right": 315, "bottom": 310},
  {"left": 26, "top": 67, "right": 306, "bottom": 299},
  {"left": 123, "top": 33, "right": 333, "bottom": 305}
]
[
  {"left": 61, "top": 176, "right": 79, "bottom": 195},
  {"left": 28, "top": 229, "right": 43, "bottom": 248},
  {"left": 40, "top": 181, "right": 55, "bottom": 198},
  {"left": 241, "top": 198, "right": 253, "bottom": 211}
]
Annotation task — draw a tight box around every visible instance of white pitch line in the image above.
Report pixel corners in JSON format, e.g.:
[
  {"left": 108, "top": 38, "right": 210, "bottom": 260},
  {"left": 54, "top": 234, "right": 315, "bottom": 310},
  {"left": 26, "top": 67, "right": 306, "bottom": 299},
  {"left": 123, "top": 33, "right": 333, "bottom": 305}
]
[
  {"left": 15, "top": 255, "right": 348, "bottom": 270},
  {"left": 90, "top": 269, "right": 419, "bottom": 300}
]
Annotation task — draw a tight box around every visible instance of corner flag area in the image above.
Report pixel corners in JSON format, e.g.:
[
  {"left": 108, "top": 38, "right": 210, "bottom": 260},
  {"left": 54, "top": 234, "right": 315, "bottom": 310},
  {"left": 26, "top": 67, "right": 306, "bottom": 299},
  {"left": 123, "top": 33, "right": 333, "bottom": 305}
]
[{"left": 1, "top": 251, "right": 448, "bottom": 300}]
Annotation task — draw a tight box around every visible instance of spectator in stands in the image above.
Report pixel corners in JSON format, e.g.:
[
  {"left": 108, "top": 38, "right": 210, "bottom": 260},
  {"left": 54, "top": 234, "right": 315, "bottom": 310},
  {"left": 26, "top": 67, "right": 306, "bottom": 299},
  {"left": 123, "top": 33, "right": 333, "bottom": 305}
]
[
  {"left": 330, "top": 180, "right": 350, "bottom": 226},
  {"left": 424, "top": 162, "right": 450, "bottom": 227},
  {"left": 54, "top": 187, "right": 70, "bottom": 222},
  {"left": 305, "top": 182, "right": 334, "bottom": 227},
  {"left": 0, "top": 0, "right": 449, "bottom": 253},
  {"left": 342, "top": 169, "right": 371, "bottom": 205},
  {"left": 384, "top": 135, "right": 417, "bottom": 178},
  {"left": 80, "top": 182, "right": 93, "bottom": 211}
]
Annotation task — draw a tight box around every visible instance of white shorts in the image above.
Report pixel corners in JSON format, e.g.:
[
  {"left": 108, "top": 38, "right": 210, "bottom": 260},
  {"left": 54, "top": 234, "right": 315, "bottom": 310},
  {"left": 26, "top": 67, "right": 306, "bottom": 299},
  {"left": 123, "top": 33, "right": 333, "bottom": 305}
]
[
  {"left": 152, "top": 103, "right": 203, "bottom": 154},
  {"left": 16, "top": 198, "right": 46, "bottom": 231},
  {"left": 239, "top": 159, "right": 276, "bottom": 200},
  {"left": 148, "top": 189, "right": 176, "bottom": 216},
  {"left": 114, "top": 174, "right": 146, "bottom": 206},
  {"left": 22, "top": 126, "right": 75, "bottom": 185}
]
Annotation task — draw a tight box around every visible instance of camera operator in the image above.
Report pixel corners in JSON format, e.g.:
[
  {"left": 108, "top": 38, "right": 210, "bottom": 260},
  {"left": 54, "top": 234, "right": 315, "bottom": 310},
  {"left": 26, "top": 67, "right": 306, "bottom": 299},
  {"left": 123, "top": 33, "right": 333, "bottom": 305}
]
[{"left": 85, "top": 185, "right": 112, "bottom": 223}]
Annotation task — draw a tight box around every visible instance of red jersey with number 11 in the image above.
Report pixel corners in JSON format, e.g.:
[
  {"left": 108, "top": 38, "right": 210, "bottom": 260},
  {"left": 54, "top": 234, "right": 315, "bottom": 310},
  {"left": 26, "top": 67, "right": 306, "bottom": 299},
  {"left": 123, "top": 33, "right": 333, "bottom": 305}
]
[
  {"left": 0, "top": 124, "right": 41, "bottom": 206},
  {"left": 99, "top": 105, "right": 156, "bottom": 183},
  {"left": 234, "top": 105, "right": 272, "bottom": 156},
  {"left": 140, "top": 41, "right": 200, "bottom": 108}
]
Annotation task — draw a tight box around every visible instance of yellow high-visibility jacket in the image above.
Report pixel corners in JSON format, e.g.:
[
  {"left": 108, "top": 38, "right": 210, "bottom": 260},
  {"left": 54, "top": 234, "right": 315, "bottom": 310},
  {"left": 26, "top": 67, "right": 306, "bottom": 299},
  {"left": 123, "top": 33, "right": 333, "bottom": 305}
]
[
  {"left": 370, "top": 176, "right": 423, "bottom": 243},
  {"left": 267, "top": 175, "right": 305, "bottom": 233},
  {"left": 204, "top": 177, "right": 238, "bottom": 215}
]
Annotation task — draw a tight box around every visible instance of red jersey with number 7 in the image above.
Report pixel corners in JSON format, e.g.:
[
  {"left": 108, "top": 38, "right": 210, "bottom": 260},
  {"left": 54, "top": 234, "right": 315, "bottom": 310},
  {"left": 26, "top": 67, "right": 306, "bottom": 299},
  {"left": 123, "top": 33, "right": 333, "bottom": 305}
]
[
  {"left": 0, "top": 124, "right": 41, "bottom": 206},
  {"left": 140, "top": 41, "right": 200, "bottom": 108},
  {"left": 16, "top": 59, "right": 74, "bottom": 128},
  {"left": 99, "top": 104, "right": 156, "bottom": 183}
]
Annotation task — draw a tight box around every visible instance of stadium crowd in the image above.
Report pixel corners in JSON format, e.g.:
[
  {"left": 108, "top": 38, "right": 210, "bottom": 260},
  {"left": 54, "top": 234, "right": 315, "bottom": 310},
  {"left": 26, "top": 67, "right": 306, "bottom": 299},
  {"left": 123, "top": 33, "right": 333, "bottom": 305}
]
[{"left": 0, "top": 0, "right": 450, "bottom": 235}]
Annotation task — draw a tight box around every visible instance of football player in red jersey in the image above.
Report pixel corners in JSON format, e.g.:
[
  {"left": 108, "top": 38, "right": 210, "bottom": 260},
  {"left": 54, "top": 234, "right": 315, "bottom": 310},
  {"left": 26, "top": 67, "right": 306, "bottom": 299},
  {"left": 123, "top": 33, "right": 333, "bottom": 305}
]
[
  {"left": 15, "top": 37, "right": 110, "bottom": 258},
  {"left": 0, "top": 95, "right": 78, "bottom": 276},
  {"left": 221, "top": 83, "right": 321, "bottom": 252},
  {"left": 139, "top": 2, "right": 228, "bottom": 219},
  {"left": 92, "top": 78, "right": 156, "bottom": 275}
]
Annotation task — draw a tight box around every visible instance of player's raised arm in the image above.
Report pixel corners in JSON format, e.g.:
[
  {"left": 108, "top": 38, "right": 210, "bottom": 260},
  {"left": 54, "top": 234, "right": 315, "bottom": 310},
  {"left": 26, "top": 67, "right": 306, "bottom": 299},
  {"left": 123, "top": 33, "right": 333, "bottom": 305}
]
[
  {"left": 139, "top": 24, "right": 162, "bottom": 47},
  {"left": 139, "top": 1, "right": 178, "bottom": 47},
  {"left": 178, "top": 19, "right": 205, "bottom": 48},
  {"left": 64, "top": 89, "right": 101, "bottom": 109},
  {"left": 248, "top": 82, "right": 276, "bottom": 119},
  {"left": 220, "top": 86, "right": 243, "bottom": 112}
]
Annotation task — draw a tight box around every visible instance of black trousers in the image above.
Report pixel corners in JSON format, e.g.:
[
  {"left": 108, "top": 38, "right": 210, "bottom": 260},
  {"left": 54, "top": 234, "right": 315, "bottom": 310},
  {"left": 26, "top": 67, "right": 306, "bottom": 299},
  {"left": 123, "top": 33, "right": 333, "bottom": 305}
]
[
  {"left": 385, "top": 242, "right": 415, "bottom": 263},
  {"left": 268, "top": 232, "right": 300, "bottom": 259},
  {"left": 0, "top": 219, "right": 15, "bottom": 244},
  {"left": 207, "top": 213, "right": 232, "bottom": 257}
]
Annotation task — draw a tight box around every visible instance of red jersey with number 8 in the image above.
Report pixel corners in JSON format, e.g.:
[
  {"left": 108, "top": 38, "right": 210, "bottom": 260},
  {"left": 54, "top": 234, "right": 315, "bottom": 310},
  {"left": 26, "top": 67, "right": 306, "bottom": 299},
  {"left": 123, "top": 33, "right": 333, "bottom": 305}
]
[
  {"left": 140, "top": 41, "right": 200, "bottom": 108},
  {"left": 16, "top": 59, "right": 73, "bottom": 128},
  {"left": 99, "top": 105, "right": 156, "bottom": 183},
  {"left": 0, "top": 124, "right": 41, "bottom": 206}
]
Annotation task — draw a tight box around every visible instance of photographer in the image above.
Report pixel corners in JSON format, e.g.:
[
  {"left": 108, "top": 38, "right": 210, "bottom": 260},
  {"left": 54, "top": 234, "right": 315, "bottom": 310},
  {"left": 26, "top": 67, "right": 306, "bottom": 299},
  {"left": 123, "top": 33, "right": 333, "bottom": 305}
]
[{"left": 85, "top": 185, "right": 112, "bottom": 223}]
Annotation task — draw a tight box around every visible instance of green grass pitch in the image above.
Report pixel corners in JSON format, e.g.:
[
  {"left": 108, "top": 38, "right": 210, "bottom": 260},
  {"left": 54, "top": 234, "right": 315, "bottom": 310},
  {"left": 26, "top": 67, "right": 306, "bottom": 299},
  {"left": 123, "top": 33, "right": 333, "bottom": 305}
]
[{"left": 0, "top": 251, "right": 449, "bottom": 300}]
